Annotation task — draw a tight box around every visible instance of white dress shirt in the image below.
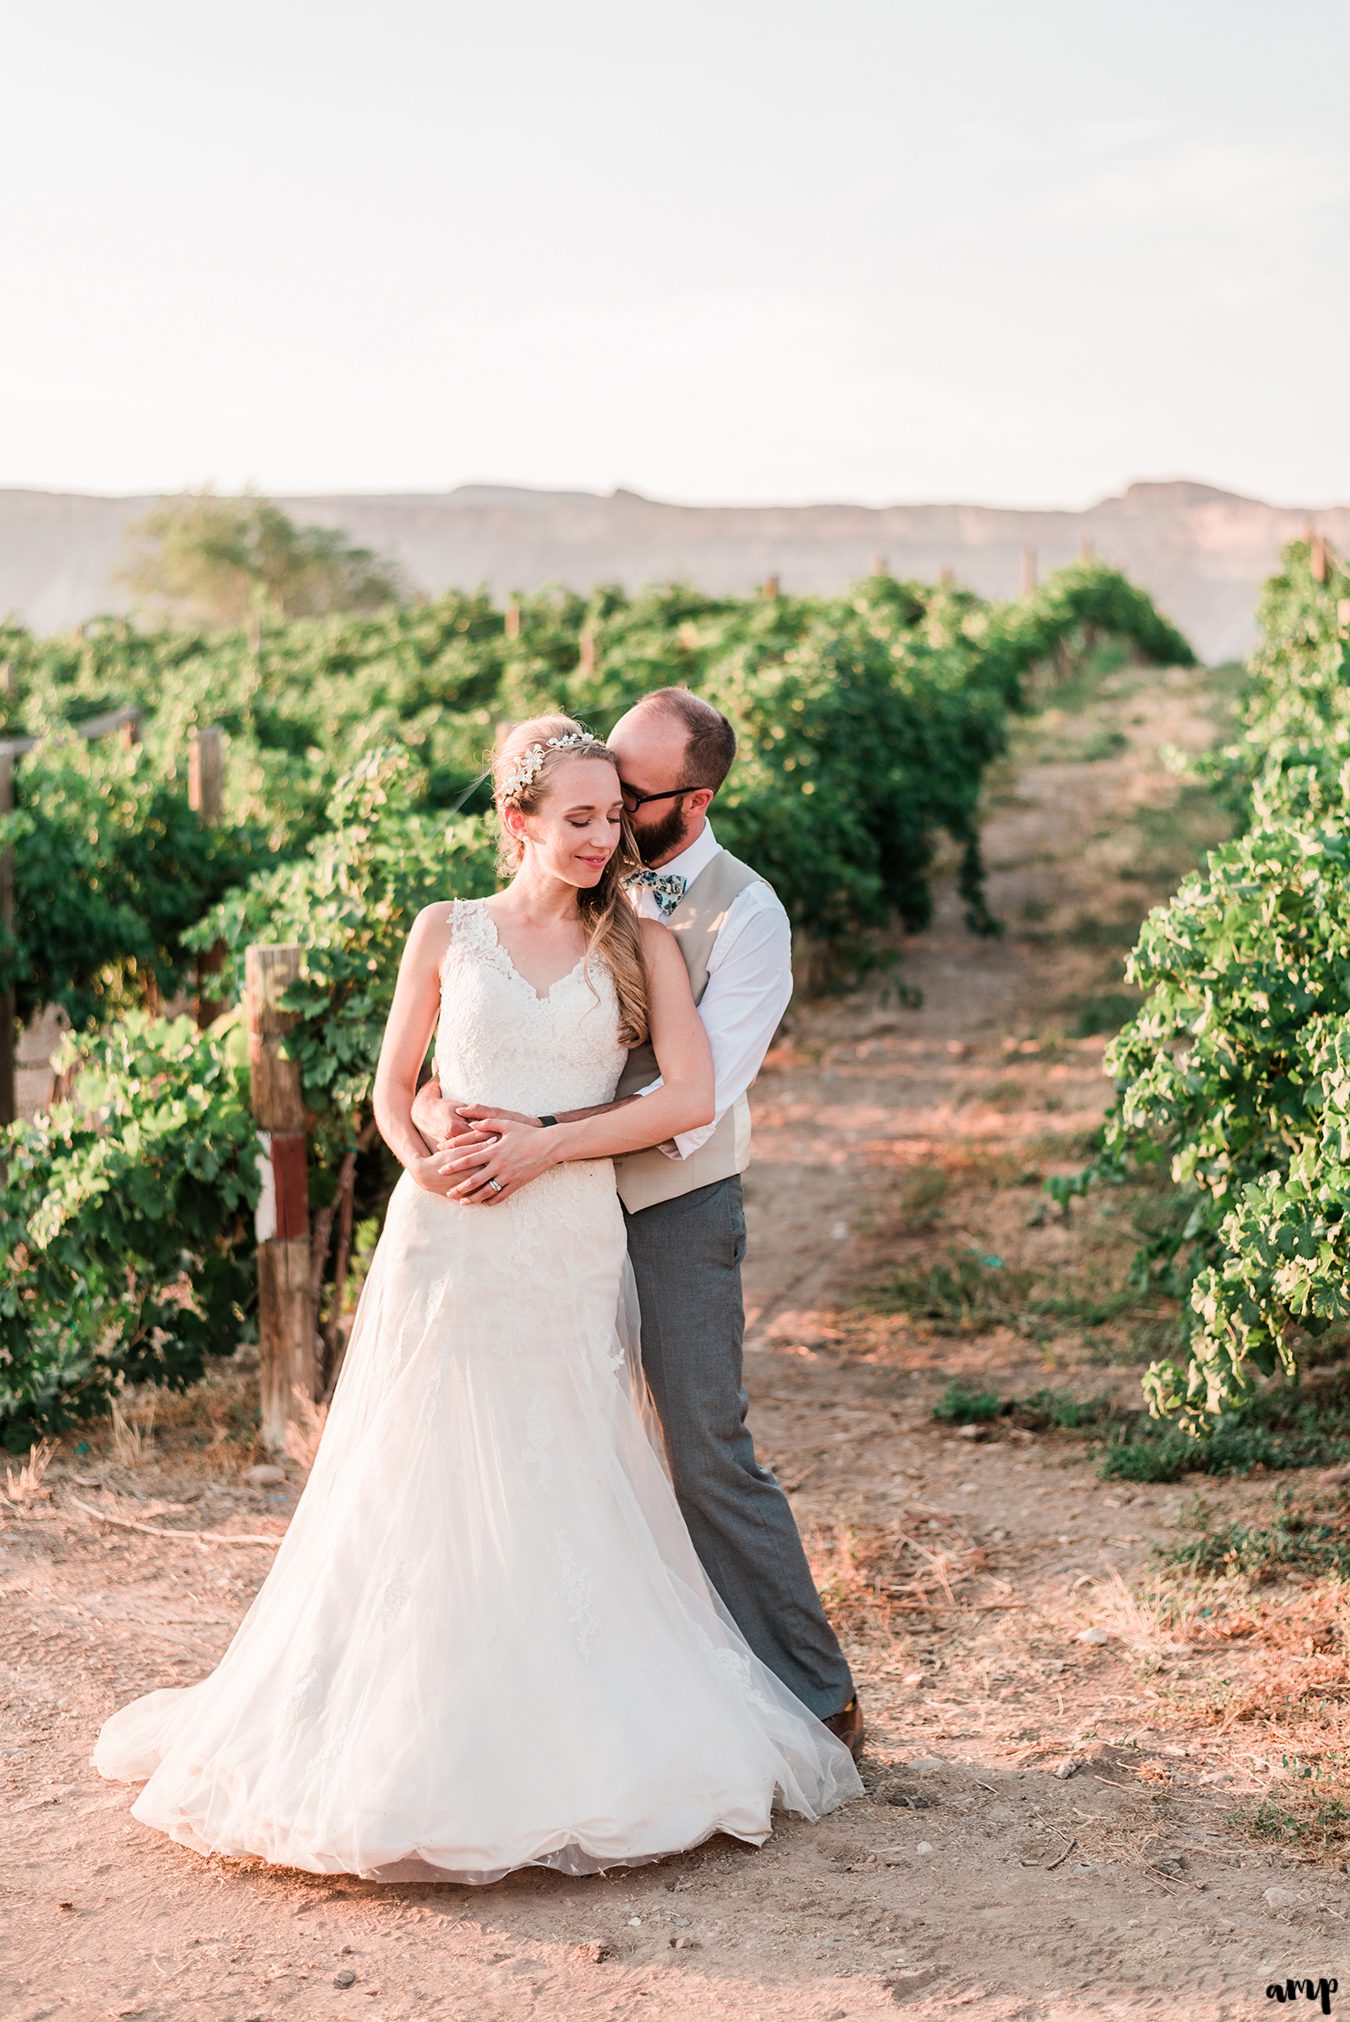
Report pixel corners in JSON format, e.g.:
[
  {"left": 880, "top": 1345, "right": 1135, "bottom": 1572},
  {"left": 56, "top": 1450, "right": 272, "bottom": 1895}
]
[{"left": 630, "top": 819, "right": 793, "bottom": 1160}]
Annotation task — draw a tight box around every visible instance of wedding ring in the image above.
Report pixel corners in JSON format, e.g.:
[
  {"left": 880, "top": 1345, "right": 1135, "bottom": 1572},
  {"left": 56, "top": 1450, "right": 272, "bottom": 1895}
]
[{"left": 487, "top": 1178, "right": 504, "bottom": 1194}]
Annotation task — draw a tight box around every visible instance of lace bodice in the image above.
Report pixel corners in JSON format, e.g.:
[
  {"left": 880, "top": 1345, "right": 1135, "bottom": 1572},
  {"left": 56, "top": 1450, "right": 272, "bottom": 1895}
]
[{"left": 432, "top": 897, "right": 628, "bottom": 1117}]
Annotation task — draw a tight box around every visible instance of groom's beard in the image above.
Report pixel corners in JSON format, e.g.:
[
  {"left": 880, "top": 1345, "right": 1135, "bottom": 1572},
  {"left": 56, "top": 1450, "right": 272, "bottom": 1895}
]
[{"left": 634, "top": 800, "right": 690, "bottom": 865}]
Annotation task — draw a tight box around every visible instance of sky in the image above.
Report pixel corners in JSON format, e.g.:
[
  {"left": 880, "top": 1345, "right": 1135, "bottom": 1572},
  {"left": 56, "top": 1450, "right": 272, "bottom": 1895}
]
[{"left": 5, "top": 0, "right": 1348, "bottom": 510}]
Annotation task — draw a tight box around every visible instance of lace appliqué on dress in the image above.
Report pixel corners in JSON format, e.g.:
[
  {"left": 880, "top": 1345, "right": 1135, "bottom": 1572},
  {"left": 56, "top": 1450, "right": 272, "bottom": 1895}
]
[
  {"left": 704, "top": 1637, "right": 778, "bottom": 1717},
  {"left": 378, "top": 1560, "right": 412, "bottom": 1634},
  {"left": 553, "top": 1534, "right": 600, "bottom": 1661},
  {"left": 522, "top": 1393, "right": 556, "bottom": 1506}
]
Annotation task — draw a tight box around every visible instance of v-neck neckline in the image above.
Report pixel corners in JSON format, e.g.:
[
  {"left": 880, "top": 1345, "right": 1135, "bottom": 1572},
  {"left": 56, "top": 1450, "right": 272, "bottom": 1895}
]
[{"left": 477, "top": 900, "right": 587, "bottom": 1004}]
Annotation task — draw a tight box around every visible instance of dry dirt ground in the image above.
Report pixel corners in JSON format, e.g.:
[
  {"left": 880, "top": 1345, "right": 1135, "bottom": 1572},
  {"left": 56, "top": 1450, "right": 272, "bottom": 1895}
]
[{"left": 4, "top": 654, "right": 1349, "bottom": 2020}]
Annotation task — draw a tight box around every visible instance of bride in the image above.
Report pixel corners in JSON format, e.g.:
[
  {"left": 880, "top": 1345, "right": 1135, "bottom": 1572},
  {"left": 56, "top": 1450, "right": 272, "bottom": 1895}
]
[{"left": 92, "top": 712, "right": 862, "bottom": 1883}]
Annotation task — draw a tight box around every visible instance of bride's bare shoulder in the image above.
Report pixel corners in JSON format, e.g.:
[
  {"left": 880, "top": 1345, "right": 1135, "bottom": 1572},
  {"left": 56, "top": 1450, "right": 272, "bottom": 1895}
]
[
  {"left": 407, "top": 898, "right": 464, "bottom": 972},
  {"left": 637, "top": 916, "right": 690, "bottom": 990}
]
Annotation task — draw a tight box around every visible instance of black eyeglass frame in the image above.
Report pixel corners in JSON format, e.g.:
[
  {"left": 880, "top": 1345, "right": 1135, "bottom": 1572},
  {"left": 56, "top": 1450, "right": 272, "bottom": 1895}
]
[{"left": 618, "top": 781, "right": 699, "bottom": 812}]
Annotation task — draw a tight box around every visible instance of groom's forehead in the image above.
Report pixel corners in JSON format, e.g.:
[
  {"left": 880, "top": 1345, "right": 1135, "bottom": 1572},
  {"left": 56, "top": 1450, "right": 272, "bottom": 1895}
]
[{"left": 609, "top": 705, "right": 685, "bottom": 765}]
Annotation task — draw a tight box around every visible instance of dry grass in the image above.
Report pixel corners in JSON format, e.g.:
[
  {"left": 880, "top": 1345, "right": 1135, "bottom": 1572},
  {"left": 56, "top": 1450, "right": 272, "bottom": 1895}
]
[
  {"left": 814, "top": 1513, "right": 991, "bottom": 1636},
  {"left": 3, "top": 1436, "right": 58, "bottom": 1511},
  {"left": 76, "top": 1359, "right": 267, "bottom": 1479},
  {"left": 1080, "top": 1561, "right": 1211, "bottom": 1658},
  {"left": 108, "top": 1392, "right": 158, "bottom": 1466}
]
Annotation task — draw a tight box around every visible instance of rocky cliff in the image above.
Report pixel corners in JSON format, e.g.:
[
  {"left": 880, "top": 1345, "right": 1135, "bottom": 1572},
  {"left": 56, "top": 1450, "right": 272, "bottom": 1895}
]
[{"left": 4, "top": 478, "right": 1345, "bottom": 663}]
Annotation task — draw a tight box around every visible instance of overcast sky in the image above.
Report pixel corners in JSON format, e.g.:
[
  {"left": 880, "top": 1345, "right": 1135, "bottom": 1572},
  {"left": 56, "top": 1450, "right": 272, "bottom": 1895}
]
[{"left": 6, "top": 0, "right": 1347, "bottom": 508}]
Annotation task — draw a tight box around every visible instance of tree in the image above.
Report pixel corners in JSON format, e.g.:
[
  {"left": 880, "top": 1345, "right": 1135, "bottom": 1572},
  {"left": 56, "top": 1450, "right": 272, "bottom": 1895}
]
[{"left": 118, "top": 488, "right": 407, "bottom": 627}]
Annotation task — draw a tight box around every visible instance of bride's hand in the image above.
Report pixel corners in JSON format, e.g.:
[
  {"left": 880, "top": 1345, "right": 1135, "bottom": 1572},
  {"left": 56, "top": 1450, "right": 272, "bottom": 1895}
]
[
  {"left": 409, "top": 1130, "right": 498, "bottom": 1196},
  {"left": 439, "top": 1121, "right": 560, "bottom": 1204}
]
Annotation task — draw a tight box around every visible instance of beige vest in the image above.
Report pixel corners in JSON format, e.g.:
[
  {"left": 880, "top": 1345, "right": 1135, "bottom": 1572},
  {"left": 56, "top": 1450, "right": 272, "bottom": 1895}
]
[{"left": 614, "top": 847, "right": 767, "bottom": 1214}]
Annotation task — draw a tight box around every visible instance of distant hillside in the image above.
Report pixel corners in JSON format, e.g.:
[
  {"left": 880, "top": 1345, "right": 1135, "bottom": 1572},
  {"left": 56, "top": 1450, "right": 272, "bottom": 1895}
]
[{"left": 3, "top": 478, "right": 1347, "bottom": 663}]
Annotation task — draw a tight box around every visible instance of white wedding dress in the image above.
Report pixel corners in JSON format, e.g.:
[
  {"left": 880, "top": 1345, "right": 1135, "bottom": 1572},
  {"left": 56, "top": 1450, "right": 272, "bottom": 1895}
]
[{"left": 92, "top": 896, "right": 861, "bottom": 1883}]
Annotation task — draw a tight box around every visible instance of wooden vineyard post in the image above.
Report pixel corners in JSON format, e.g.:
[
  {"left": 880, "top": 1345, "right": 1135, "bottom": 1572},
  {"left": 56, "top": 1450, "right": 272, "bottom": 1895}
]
[
  {"left": 1021, "top": 548, "right": 1038, "bottom": 598},
  {"left": 504, "top": 597, "right": 521, "bottom": 641},
  {"left": 246, "top": 943, "right": 316, "bottom": 1452},
  {"left": 189, "top": 724, "right": 223, "bottom": 824},
  {"left": 762, "top": 572, "right": 780, "bottom": 599},
  {"left": 189, "top": 725, "right": 227, "bottom": 1026},
  {"left": 579, "top": 627, "right": 597, "bottom": 675},
  {"left": 0, "top": 748, "right": 13, "bottom": 1134},
  {"left": 1312, "top": 531, "right": 1328, "bottom": 583}
]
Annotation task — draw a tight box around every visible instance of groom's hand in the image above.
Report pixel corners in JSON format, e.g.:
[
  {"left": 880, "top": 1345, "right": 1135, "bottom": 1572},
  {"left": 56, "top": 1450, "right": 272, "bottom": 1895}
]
[
  {"left": 454, "top": 1103, "right": 538, "bottom": 1134},
  {"left": 410, "top": 1079, "right": 474, "bottom": 1150}
]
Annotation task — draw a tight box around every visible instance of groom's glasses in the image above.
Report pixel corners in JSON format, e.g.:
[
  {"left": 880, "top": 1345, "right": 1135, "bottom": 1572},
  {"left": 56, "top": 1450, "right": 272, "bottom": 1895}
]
[{"left": 618, "top": 781, "right": 698, "bottom": 813}]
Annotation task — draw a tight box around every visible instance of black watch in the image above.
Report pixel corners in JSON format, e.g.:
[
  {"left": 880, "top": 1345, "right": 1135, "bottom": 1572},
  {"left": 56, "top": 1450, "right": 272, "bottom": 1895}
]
[{"left": 537, "top": 1113, "right": 559, "bottom": 1128}]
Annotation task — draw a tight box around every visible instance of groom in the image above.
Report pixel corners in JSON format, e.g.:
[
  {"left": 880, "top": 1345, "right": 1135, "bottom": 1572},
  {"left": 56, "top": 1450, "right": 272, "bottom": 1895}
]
[{"left": 411, "top": 688, "right": 862, "bottom": 1755}]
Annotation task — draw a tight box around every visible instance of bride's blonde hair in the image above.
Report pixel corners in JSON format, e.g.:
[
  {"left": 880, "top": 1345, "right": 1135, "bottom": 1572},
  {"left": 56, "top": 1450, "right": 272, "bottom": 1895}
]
[{"left": 493, "top": 713, "right": 649, "bottom": 1048}]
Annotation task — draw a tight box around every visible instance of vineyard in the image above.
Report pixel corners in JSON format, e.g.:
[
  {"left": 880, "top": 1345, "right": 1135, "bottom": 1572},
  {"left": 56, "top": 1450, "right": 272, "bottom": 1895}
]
[
  {"left": 1070, "top": 537, "right": 1350, "bottom": 1430},
  {"left": 0, "top": 562, "right": 1191, "bottom": 1449}
]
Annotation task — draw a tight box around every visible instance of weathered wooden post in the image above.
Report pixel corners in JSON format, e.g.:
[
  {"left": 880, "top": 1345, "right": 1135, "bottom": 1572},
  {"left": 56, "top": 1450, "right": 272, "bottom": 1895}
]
[
  {"left": 762, "top": 572, "right": 780, "bottom": 599},
  {"left": 504, "top": 597, "right": 521, "bottom": 641},
  {"left": 246, "top": 944, "right": 315, "bottom": 1452},
  {"left": 189, "top": 725, "right": 227, "bottom": 1027},
  {"left": 0, "top": 748, "right": 13, "bottom": 1133},
  {"left": 188, "top": 723, "right": 223, "bottom": 823},
  {"left": 1021, "top": 548, "right": 1038, "bottom": 597},
  {"left": 579, "top": 627, "right": 597, "bottom": 674},
  {"left": 1312, "top": 530, "right": 1328, "bottom": 583}
]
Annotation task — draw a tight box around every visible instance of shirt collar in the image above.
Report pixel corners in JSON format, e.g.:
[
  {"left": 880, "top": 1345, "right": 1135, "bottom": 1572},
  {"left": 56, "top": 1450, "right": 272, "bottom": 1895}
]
[{"left": 657, "top": 818, "right": 720, "bottom": 889}]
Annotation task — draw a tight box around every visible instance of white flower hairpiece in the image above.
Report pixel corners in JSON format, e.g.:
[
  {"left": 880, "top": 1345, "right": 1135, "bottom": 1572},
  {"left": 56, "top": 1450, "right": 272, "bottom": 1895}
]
[{"left": 499, "top": 730, "right": 604, "bottom": 801}]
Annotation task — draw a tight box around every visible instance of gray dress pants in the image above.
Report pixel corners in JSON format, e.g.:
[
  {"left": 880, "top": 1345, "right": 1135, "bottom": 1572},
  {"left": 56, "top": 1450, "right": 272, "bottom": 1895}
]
[{"left": 622, "top": 1174, "right": 855, "bottom": 1720}]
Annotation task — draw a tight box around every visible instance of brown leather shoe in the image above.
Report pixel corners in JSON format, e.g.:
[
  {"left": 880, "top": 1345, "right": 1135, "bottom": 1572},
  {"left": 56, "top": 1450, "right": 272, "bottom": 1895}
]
[{"left": 822, "top": 1694, "right": 865, "bottom": 1759}]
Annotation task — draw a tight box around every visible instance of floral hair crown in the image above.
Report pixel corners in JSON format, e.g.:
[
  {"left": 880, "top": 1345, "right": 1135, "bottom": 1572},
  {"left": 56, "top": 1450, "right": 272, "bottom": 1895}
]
[{"left": 498, "top": 730, "right": 604, "bottom": 802}]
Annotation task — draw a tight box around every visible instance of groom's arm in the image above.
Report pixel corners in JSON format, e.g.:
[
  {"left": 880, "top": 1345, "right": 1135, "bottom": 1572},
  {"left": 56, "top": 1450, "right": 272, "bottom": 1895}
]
[
  {"left": 411, "top": 1066, "right": 642, "bottom": 1146},
  {"left": 633, "top": 886, "right": 793, "bottom": 1159}
]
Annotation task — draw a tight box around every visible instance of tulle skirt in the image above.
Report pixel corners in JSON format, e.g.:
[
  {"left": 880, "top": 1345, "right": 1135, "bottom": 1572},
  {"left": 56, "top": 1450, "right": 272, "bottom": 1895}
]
[{"left": 92, "top": 1161, "right": 861, "bottom": 1882}]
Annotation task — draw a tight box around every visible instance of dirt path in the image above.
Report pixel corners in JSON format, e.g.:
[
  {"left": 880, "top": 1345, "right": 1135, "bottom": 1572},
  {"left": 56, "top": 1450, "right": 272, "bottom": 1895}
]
[{"left": 4, "top": 656, "right": 1348, "bottom": 2021}]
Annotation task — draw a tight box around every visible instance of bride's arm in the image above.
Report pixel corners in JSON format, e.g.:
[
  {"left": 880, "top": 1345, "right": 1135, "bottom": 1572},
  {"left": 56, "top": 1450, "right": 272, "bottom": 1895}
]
[
  {"left": 371, "top": 905, "right": 465, "bottom": 1188},
  {"left": 439, "top": 921, "right": 713, "bottom": 1203}
]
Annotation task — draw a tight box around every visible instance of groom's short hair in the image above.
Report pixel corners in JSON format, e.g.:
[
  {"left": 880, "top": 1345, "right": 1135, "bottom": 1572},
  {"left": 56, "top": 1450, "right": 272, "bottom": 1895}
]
[{"left": 642, "top": 688, "right": 737, "bottom": 793}]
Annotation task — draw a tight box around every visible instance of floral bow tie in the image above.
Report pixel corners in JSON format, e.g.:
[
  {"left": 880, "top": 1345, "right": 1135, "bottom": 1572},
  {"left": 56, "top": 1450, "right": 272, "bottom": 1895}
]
[{"left": 625, "top": 867, "right": 688, "bottom": 919}]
